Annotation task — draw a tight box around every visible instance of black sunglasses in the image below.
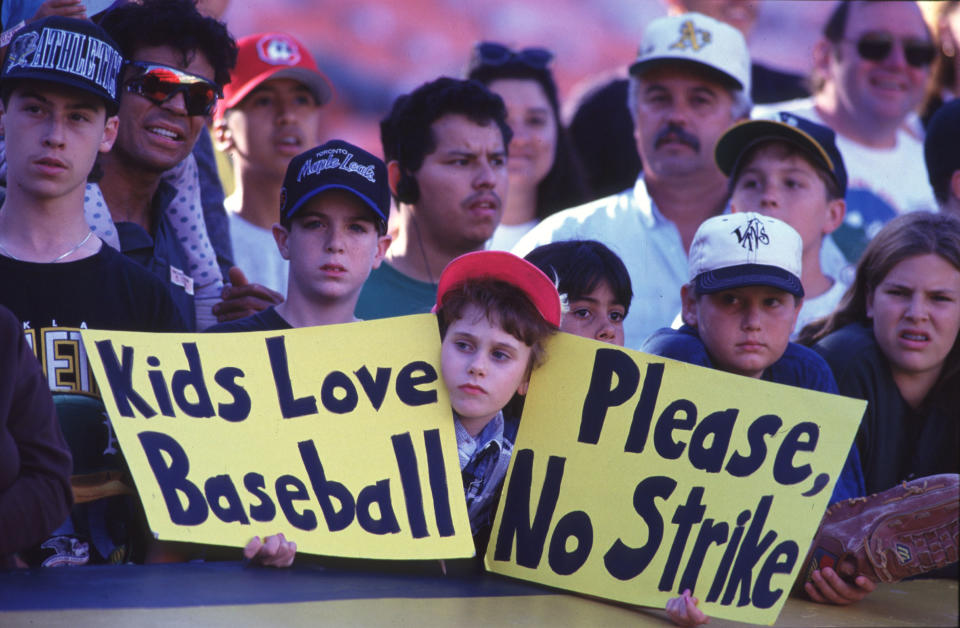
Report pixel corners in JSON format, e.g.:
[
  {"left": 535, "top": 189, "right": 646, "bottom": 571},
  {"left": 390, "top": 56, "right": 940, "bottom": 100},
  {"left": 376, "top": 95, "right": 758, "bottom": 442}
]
[
  {"left": 473, "top": 42, "right": 554, "bottom": 70},
  {"left": 848, "top": 33, "right": 936, "bottom": 68},
  {"left": 123, "top": 61, "right": 222, "bottom": 116}
]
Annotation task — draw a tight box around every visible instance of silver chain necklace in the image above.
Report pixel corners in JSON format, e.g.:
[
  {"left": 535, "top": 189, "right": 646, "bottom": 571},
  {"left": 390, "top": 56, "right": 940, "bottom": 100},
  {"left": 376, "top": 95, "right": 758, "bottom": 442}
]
[{"left": 0, "top": 231, "right": 94, "bottom": 263}]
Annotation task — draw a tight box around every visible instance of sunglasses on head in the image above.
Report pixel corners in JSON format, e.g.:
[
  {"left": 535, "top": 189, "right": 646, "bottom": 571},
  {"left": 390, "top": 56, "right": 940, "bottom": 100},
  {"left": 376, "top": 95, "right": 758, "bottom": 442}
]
[
  {"left": 473, "top": 42, "right": 554, "bottom": 70},
  {"left": 849, "top": 33, "right": 936, "bottom": 68},
  {"left": 123, "top": 61, "right": 222, "bottom": 116}
]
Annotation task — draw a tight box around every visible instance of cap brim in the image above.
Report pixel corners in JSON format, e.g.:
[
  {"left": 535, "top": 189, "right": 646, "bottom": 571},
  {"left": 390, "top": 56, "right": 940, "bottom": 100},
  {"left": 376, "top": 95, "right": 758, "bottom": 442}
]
[
  {"left": 628, "top": 57, "right": 743, "bottom": 90},
  {"left": 4, "top": 73, "right": 119, "bottom": 115},
  {"left": 283, "top": 183, "right": 388, "bottom": 224},
  {"left": 715, "top": 119, "right": 835, "bottom": 180},
  {"left": 436, "top": 251, "right": 562, "bottom": 327},
  {"left": 218, "top": 66, "right": 334, "bottom": 117},
  {"left": 694, "top": 263, "right": 804, "bottom": 298}
]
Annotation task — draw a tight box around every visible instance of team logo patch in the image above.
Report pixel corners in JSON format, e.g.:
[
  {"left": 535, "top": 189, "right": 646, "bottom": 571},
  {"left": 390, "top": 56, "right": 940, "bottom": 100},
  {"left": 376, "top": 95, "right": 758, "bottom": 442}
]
[
  {"left": 896, "top": 543, "right": 912, "bottom": 564},
  {"left": 5, "top": 31, "right": 39, "bottom": 70},
  {"left": 257, "top": 34, "right": 301, "bottom": 66},
  {"left": 670, "top": 19, "right": 712, "bottom": 52},
  {"left": 298, "top": 147, "right": 377, "bottom": 184},
  {"left": 732, "top": 217, "right": 770, "bottom": 252}
]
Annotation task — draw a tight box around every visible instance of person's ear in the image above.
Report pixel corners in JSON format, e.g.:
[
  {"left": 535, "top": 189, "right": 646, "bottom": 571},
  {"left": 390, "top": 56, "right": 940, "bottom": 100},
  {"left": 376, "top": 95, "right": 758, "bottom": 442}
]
[
  {"left": 790, "top": 296, "right": 804, "bottom": 328},
  {"left": 823, "top": 197, "right": 846, "bottom": 235},
  {"left": 950, "top": 170, "right": 960, "bottom": 205},
  {"left": 387, "top": 160, "right": 403, "bottom": 200},
  {"left": 372, "top": 233, "right": 392, "bottom": 269},
  {"left": 101, "top": 115, "right": 119, "bottom": 153},
  {"left": 273, "top": 223, "right": 291, "bottom": 260},
  {"left": 214, "top": 117, "right": 232, "bottom": 152},
  {"left": 812, "top": 38, "right": 835, "bottom": 72},
  {"left": 681, "top": 283, "right": 699, "bottom": 327},
  {"left": 516, "top": 377, "right": 530, "bottom": 397}
]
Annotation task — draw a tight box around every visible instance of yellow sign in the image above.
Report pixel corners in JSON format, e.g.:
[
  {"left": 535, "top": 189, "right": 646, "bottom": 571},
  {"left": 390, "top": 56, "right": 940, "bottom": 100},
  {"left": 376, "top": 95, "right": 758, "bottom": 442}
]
[
  {"left": 485, "top": 334, "right": 865, "bottom": 625},
  {"left": 82, "top": 315, "right": 474, "bottom": 560}
]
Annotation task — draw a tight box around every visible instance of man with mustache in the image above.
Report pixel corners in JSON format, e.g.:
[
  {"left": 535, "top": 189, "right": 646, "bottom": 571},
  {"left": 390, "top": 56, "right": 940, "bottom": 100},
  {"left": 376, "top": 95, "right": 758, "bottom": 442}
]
[
  {"left": 215, "top": 32, "right": 334, "bottom": 296},
  {"left": 514, "top": 12, "right": 750, "bottom": 350},
  {"left": 355, "top": 77, "right": 511, "bottom": 320}
]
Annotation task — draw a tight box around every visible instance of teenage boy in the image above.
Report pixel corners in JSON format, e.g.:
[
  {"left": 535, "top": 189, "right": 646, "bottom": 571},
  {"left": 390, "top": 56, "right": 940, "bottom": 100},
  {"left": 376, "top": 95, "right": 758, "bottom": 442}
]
[
  {"left": 434, "top": 250, "right": 561, "bottom": 537},
  {"left": 355, "top": 77, "right": 511, "bottom": 320},
  {"left": 715, "top": 112, "right": 848, "bottom": 335},
  {"left": 215, "top": 31, "right": 334, "bottom": 295},
  {"left": 642, "top": 213, "right": 874, "bottom": 612},
  {"left": 0, "top": 16, "right": 187, "bottom": 566},
  {"left": 209, "top": 139, "right": 391, "bottom": 332}
]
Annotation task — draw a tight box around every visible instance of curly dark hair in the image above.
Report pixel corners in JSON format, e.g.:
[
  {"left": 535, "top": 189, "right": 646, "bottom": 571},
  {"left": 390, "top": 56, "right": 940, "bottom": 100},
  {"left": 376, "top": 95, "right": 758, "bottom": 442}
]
[
  {"left": 380, "top": 77, "right": 512, "bottom": 177},
  {"left": 98, "top": 0, "right": 237, "bottom": 88}
]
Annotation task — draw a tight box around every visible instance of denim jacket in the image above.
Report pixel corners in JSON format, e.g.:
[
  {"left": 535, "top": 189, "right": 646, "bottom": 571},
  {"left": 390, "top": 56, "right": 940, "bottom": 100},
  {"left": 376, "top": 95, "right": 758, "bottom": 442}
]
[{"left": 456, "top": 412, "right": 514, "bottom": 534}]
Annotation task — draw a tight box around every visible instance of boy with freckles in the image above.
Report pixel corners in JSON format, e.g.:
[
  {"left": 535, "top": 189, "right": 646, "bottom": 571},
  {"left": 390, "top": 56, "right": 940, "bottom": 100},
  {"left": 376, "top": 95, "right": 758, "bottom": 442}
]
[
  {"left": 433, "top": 250, "right": 561, "bottom": 539},
  {"left": 209, "top": 139, "right": 391, "bottom": 332}
]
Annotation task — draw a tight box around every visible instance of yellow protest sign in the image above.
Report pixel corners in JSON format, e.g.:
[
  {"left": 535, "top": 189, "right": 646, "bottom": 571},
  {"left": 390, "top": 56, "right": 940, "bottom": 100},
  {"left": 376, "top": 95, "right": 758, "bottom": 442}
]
[
  {"left": 82, "top": 315, "right": 474, "bottom": 560},
  {"left": 485, "top": 334, "right": 865, "bottom": 625}
]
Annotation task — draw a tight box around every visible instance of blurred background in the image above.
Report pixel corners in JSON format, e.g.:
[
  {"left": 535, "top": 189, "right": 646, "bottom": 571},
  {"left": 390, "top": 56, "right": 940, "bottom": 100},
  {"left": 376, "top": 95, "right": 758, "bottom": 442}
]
[{"left": 218, "top": 0, "right": 837, "bottom": 156}]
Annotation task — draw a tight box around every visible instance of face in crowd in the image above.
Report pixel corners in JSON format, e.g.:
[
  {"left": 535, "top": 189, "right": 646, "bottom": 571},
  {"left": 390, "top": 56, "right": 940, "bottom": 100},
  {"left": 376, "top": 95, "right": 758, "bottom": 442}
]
[
  {"left": 632, "top": 65, "right": 738, "bottom": 181},
  {"left": 821, "top": 1, "right": 933, "bottom": 126},
  {"left": 411, "top": 114, "right": 508, "bottom": 251}
]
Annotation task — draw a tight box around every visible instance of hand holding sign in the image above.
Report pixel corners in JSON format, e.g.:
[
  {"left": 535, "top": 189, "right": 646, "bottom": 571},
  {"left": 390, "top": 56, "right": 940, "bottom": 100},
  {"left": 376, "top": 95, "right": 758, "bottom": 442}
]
[{"left": 486, "top": 335, "right": 865, "bottom": 625}]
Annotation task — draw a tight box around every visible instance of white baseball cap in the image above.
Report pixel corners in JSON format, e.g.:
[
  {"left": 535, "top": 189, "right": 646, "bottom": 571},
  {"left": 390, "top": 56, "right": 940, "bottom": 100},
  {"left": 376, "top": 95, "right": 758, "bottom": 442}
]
[
  {"left": 629, "top": 12, "right": 751, "bottom": 99},
  {"left": 688, "top": 213, "right": 804, "bottom": 297}
]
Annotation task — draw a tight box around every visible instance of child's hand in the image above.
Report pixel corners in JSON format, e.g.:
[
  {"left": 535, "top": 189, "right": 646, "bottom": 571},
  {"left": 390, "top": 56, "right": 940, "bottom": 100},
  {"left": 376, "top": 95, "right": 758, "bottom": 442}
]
[
  {"left": 243, "top": 533, "right": 296, "bottom": 568},
  {"left": 804, "top": 567, "right": 876, "bottom": 605},
  {"left": 31, "top": 0, "right": 87, "bottom": 21},
  {"left": 665, "top": 589, "right": 709, "bottom": 626}
]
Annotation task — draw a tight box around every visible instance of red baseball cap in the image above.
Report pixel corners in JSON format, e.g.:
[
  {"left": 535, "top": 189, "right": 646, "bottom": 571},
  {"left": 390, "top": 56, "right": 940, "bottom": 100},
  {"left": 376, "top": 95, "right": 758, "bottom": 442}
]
[
  {"left": 436, "top": 251, "right": 562, "bottom": 327},
  {"left": 216, "top": 32, "right": 333, "bottom": 119}
]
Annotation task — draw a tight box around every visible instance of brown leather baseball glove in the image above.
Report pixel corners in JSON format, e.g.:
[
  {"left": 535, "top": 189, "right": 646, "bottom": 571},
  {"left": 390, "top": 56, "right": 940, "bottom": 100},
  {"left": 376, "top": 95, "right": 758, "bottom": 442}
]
[{"left": 799, "top": 474, "right": 959, "bottom": 585}]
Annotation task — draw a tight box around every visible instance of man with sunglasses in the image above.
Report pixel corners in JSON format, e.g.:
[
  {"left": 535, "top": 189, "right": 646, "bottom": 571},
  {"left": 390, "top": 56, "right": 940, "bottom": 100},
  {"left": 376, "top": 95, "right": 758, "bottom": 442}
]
[
  {"left": 354, "top": 77, "right": 511, "bottom": 320},
  {"left": 514, "top": 12, "right": 751, "bottom": 350},
  {"left": 95, "top": 0, "right": 282, "bottom": 330},
  {"left": 756, "top": 0, "right": 938, "bottom": 266},
  {"left": 214, "top": 32, "right": 334, "bottom": 296}
]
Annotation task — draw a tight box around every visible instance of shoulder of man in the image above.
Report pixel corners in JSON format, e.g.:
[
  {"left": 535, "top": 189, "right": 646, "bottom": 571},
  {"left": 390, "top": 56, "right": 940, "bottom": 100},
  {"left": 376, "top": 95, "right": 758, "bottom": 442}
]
[{"left": 511, "top": 187, "right": 639, "bottom": 256}]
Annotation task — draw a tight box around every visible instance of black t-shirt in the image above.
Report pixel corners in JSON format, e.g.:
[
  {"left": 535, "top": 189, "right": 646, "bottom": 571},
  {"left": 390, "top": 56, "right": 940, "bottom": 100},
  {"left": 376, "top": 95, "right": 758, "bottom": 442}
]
[
  {"left": 0, "top": 244, "right": 187, "bottom": 396},
  {"left": 813, "top": 323, "right": 959, "bottom": 495},
  {"left": 206, "top": 306, "right": 292, "bottom": 333}
]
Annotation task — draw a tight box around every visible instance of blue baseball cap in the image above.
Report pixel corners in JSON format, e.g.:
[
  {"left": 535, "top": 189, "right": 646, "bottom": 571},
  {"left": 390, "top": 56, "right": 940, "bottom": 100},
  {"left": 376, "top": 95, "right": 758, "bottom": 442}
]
[
  {"left": 279, "top": 140, "right": 390, "bottom": 232},
  {"left": 715, "top": 112, "right": 848, "bottom": 197}
]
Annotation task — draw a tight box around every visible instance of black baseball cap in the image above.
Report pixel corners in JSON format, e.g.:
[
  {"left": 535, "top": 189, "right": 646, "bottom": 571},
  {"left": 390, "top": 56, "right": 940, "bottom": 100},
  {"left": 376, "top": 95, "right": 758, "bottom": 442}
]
[
  {"left": 1, "top": 16, "right": 124, "bottom": 115},
  {"left": 715, "top": 112, "right": 848, "bottom": 197},
  {"left": 279, "top": 140, "right": 390, "bottom": 231}
]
